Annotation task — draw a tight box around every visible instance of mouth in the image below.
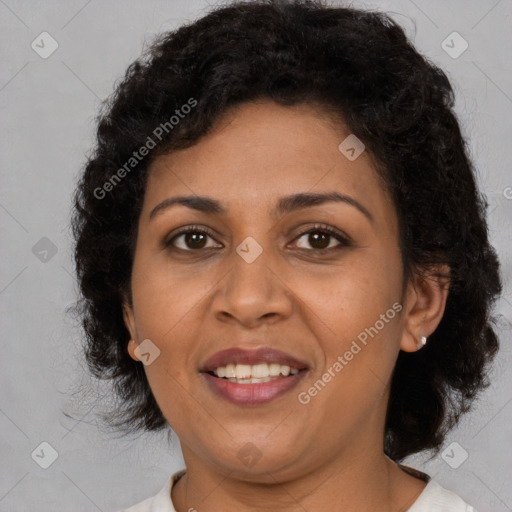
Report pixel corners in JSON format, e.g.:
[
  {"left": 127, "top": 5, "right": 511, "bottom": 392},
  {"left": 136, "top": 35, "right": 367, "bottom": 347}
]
[{"left": 200, "top": 347, "right": 309, "bottom": 405}]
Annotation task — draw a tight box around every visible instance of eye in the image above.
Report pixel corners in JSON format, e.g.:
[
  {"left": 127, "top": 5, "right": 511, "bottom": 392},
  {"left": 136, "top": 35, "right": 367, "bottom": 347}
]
[
  {"left": 165, "top": 226, "right": 221, "bottom": 251},
  {"left": 291, "top": 224, "right": 351, "bottom": 251},
  {"left": 164, "top": 224, "right": 351, "bottom": 253}
]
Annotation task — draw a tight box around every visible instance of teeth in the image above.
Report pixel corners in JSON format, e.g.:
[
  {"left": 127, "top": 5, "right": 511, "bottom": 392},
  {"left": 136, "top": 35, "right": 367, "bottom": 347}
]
[
  {"left": 269, "top": 363, "right": 281, "bottom": 376},
  {"left": 225, "top": 364, "right": 236, "bottom": 378},
  {"left": 251, "top": 377, "right": 271, "bottom": 383},
  {"left": 235, "top": 364, "right": 251, "bottom": 379},
  {"left": 212, "top": 363, "right": 300, "bottom": 380},
  {"left": 227, "top": 376, "right": 276, "bottom": 384},
  {"left": 251, "top": 363, "right": 269, "bottom": 378}
]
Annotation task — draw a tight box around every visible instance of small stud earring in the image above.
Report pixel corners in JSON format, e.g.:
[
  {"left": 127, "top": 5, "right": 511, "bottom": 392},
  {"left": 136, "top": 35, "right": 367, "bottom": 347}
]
[{"left": 417, "top": 335, "right": 427, "bottom": 349}]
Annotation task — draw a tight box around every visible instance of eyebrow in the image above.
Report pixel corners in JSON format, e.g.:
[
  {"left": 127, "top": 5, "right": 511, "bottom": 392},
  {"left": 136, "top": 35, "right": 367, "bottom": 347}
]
[{"left": 148, "top": 191, "right": 373, "bottom": 223}]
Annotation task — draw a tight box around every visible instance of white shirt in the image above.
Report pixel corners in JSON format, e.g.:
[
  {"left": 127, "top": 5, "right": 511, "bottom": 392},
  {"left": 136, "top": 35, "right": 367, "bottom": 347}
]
[{"left": 118, "top": 469, "right": 477, "bottom": 512}]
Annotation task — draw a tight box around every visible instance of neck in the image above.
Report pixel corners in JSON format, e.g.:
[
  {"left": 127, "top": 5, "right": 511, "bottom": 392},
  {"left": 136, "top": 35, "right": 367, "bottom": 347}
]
[{"left": 172, "top": 442, "right": 426, "bottom": 512}]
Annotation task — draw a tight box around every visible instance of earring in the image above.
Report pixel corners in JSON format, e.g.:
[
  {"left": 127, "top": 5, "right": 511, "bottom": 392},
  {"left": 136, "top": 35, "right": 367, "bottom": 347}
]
[{"left": 417, "top": 335, "right": 427, "bottom": 349}]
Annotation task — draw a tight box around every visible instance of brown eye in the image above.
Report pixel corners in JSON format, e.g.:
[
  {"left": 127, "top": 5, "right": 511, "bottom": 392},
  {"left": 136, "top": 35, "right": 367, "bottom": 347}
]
[
  {"left": 292, "top": 225, "right": 351, "bottom": 252},
  {"left": 164, "top": 224, "right": 351, "bottom": 254},
  {"left": 166, "top": 227, "right": 220, "bottom": 251}
]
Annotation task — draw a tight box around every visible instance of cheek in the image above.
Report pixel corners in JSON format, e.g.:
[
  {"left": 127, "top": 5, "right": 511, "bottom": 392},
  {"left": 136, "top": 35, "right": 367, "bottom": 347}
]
[
  {"left": 128, "top": 261, "right": 201, "bottom": 408},
  {"left": 130, "top": 251, "right": 208, "bottom": 339},
  {"left": 301, "top": 249, "right": 403, "bottom": 382},
  {"left": 305, "top": 255, "right": 402, "bottom": 333},
  {"left": 297, "top": 269, "right": 403, "bottom": 430}
]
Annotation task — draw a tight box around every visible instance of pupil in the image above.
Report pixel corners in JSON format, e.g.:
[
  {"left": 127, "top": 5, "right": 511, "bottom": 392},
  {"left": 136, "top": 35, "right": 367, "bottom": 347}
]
[
  {"left": 186, "top": 233, "right": 206, "bottom": 248},
  {"left": 310, "top": 232, "right": 329, "bottom": 249},
  {"left": 183, "top": 232, "right": 330, "bottom": 250}
]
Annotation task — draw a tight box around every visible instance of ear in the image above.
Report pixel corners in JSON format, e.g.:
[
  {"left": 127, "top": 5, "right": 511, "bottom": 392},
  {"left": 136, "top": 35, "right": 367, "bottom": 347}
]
[
  {"left": 400, "top": 265, "right": 450, "bottom": 352},
  {"left": 122, "top": 297, "right": 140, "bottom": 362}
]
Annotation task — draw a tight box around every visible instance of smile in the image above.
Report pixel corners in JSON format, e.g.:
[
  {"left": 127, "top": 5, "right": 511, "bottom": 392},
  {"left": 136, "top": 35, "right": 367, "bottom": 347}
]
[
  {"left": 200, "top": 347, "right": 309, "bottom": 405},
  {"left": 211, "top": 362, "right": 299, "bottom": 382}
]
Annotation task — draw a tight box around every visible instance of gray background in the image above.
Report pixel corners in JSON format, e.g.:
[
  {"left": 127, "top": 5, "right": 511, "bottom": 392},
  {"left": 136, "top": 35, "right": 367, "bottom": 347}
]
[{"left": 1, "top": 0, "right": 511, "bottom": 510}]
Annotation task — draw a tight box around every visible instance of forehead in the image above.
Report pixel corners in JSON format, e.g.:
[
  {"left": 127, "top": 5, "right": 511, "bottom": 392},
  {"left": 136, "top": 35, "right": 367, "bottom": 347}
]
[{"left": 143, "top": 100, "right": 394, "bottom": 225}]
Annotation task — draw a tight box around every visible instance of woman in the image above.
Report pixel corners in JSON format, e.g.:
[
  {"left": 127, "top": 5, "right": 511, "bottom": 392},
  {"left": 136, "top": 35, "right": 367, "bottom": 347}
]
[{"left": 71, "top": 1, "right": 502, "bottom": 510}]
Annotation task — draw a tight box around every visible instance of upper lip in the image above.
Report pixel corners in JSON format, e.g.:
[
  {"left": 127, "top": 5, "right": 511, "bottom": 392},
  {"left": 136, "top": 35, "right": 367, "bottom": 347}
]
[{"left": 200, "top": 347, "right": 309, "bottom": 373}]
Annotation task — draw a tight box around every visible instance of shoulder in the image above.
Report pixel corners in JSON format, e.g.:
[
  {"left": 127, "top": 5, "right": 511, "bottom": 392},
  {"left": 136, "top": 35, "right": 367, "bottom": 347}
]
[
  {"left": 407, "top": 479, "right": 478, "bottom": 512},
  {"left": 116, "top": 469, "right": 185, "bottom": 512}
]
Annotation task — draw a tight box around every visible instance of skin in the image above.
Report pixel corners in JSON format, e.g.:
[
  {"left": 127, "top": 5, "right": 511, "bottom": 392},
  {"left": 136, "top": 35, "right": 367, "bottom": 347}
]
[{"left": 122, "top": 99, "right": 449, "bottom": 512}]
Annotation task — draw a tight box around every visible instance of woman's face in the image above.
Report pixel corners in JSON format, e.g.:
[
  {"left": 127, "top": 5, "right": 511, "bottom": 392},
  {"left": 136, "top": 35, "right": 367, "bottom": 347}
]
[{"left": 123, "top": 100, "right": 418, "bottom": 481}]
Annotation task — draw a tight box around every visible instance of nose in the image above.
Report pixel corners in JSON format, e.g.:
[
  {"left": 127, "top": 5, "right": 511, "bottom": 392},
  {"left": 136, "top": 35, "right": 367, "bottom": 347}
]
[{"left": 211, "top": 243, "right": 294, "bottom": 328}]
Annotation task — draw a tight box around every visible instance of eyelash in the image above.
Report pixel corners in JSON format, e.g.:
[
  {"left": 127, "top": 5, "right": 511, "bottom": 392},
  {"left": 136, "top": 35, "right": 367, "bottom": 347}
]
[{"left": 165, "top": 224, "right": 352, "bottom": 254}]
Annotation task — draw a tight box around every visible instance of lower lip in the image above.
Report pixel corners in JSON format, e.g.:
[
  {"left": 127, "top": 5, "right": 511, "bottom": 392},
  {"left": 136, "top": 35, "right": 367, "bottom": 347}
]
[{"left": 202, "top": 371, "right": 307, "bottom": 405}]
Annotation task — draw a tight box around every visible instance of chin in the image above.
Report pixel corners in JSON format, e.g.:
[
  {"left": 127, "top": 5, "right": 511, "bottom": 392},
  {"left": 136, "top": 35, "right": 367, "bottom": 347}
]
[{"left": 205, "top": 443, "right": 306, "bottom": 483}]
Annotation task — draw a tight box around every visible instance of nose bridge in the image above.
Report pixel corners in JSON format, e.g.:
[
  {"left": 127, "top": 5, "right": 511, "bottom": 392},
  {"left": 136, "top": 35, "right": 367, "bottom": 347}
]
[{"left": 212, "top": 230, "right": 292, "bottom": 325}]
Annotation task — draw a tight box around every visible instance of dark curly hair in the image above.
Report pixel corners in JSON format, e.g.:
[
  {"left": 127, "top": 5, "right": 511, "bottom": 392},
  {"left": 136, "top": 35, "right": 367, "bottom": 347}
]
[{"left": 70, "top": 0, "right": 502, "bottom": 461}]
